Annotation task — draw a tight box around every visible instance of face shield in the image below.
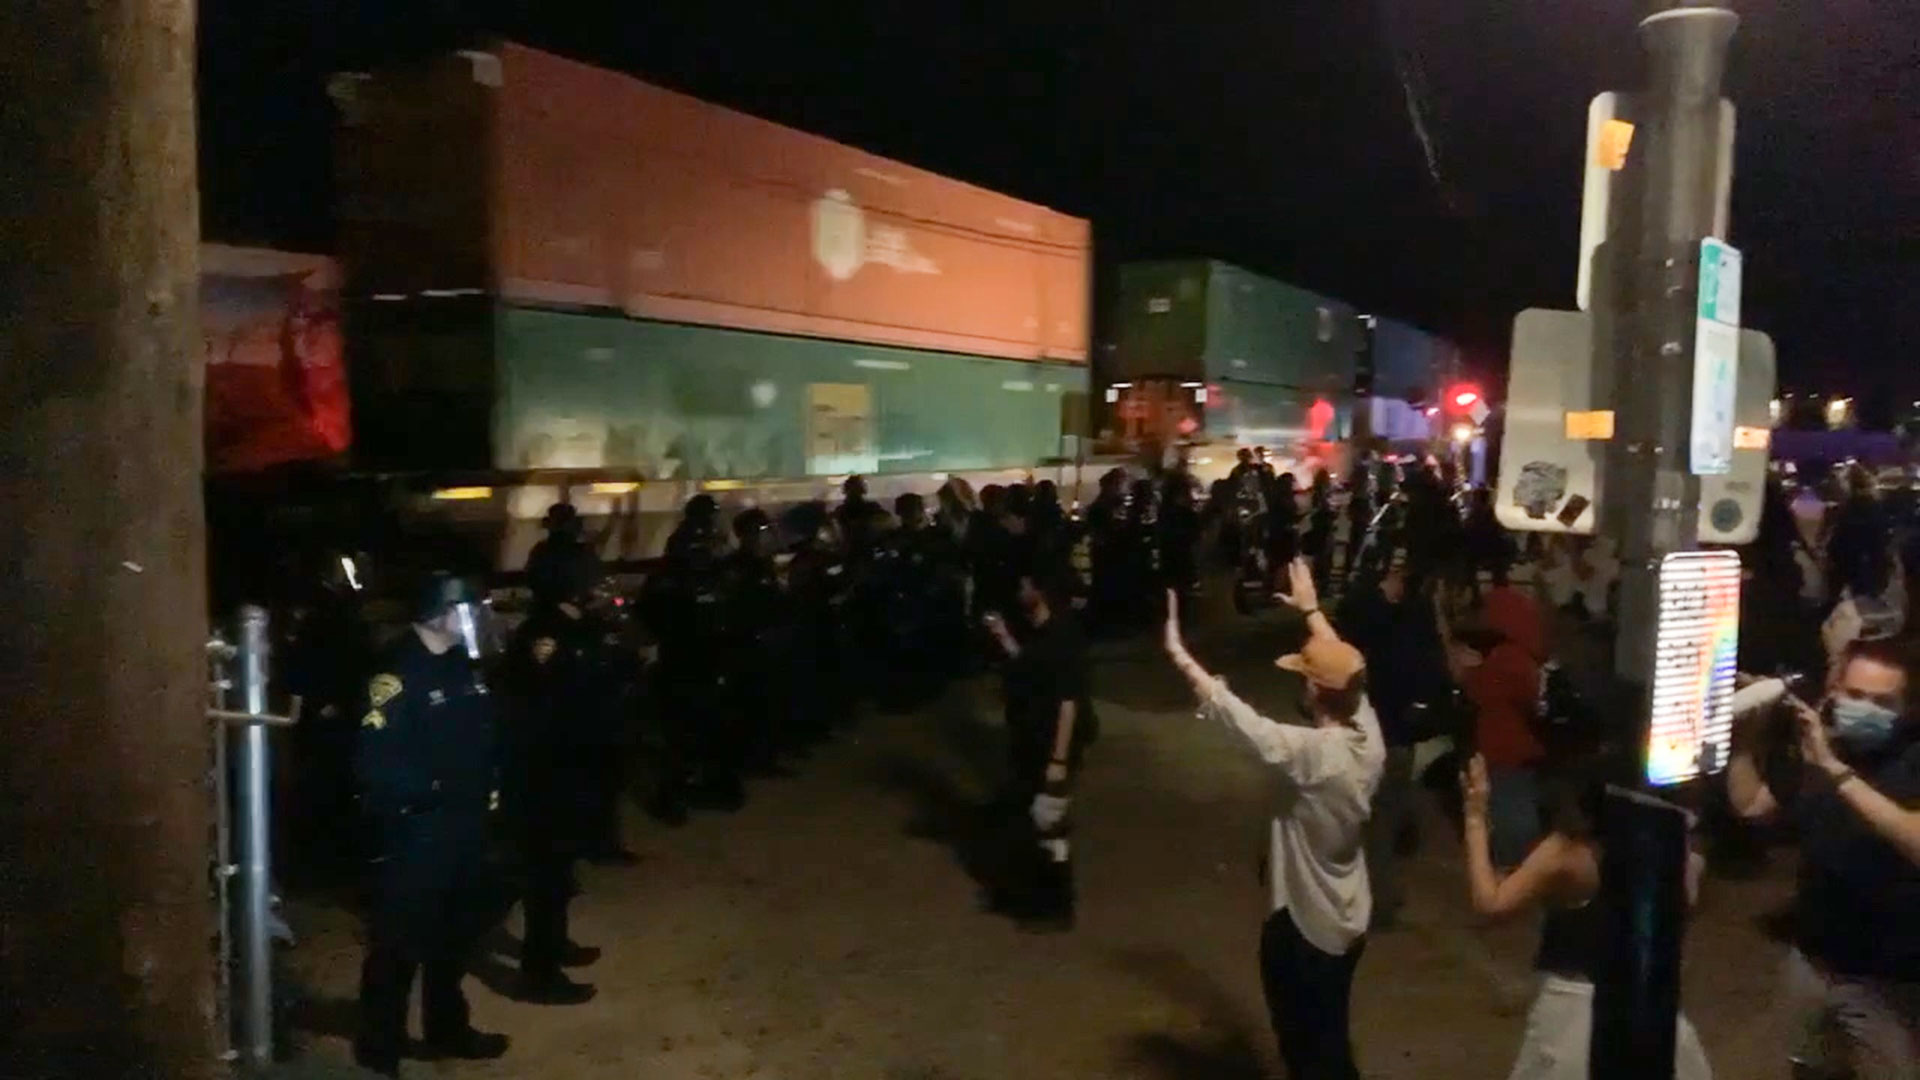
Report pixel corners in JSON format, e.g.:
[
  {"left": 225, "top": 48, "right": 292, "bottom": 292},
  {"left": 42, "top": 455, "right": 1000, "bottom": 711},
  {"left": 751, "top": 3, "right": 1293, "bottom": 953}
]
[{"left": 454, "top": 601, "right": 484, "bottom": 660}]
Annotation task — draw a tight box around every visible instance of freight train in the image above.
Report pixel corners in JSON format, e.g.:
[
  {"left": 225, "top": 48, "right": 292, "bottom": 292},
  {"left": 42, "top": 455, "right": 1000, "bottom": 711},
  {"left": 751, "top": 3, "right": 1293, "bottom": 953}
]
[
  {"left": 1098, "top": 259, "right": 1467, "bottom": 485},
  {"left": 205, "top": 41, "right": 1465, "bottom": 591},
  {"left": 209, "top": 41, "right": 1099, "bottom": 589}
]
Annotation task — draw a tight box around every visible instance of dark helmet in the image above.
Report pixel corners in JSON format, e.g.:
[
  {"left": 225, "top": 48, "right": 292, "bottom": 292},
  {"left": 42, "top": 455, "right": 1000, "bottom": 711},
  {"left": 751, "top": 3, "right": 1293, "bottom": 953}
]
[
  {"left": 542, "top": 501, "right": 582, "bottom": 535},
  {"left": 732, "top": 507, "right": 773, "bottom": 542},
  {"left": 781, "top": 500, "right": 831, "bottom": 548},
  {"left": 682, "top": 493, "right": 720, "bottom": 524},
  {"left": 413, "top": 570, "right": 479, "bottom": 623},
  {"left": 1004, "top": 484, "right": 1032, "bottom": 518}
]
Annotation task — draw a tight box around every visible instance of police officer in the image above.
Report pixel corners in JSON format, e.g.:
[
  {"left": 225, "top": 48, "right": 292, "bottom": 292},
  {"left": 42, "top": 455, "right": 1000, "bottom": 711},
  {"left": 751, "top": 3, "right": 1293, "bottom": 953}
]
[
  {"left": 870, "top": 493, "right": 945, "bottom": 711},
  {"left": 643, "top": 500, "right": 744, "bottom": 813},
  {"left": 724, "top": 507, "right": 796, "bottom": 770},
  {"left": 502, "top": 572, "right": 602, "bottom": 1006},
  {"left": 527, "top": 502, "right": 596, "bottom": 603},
  {"left": 283, "top": 547, "right": 372, "bottom": 883},
  {"left": 785, "top": 500, "right": 855, "bottom": 738},
  {"left": 576, "top": 578, "right": 644, "bottom": 867},
  {"left": 353, "top": 573, "right": 509, "bottom": 1077},
  {"left": 1085, "top": 470, "right": 1129, "bottom": 636},
  {"left": 835, "top": 475, "right": 880, "bottom": 560},
  {"left": 1123, "top": 477, "right": 1162, "bottom": 629},
  {"left": 1158, "top": 474, "right": 1202, "bottom": 612}
]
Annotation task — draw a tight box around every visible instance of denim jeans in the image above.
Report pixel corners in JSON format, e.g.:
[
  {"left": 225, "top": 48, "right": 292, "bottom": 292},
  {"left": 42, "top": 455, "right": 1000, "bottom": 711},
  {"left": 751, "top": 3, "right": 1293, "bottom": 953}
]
[{"left": 1487, "top": 765, "right": 1542, "bottom": 868}]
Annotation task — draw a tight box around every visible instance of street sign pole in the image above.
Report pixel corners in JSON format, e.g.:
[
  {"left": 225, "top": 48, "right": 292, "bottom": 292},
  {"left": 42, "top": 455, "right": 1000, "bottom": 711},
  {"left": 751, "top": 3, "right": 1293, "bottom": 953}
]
[{"left": 1589, "top": 6, "right": 1740, "bottom": 1079}]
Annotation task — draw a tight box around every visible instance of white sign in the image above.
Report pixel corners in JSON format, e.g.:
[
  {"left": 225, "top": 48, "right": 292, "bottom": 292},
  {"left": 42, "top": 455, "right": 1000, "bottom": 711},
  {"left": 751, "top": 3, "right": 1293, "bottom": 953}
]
[
  {"left": 1496, "top": 310, "right": 1603, "bottom": 534},
  {"left": 1646, "top": 550, "right": 1741, "bottom": 787},
  {"left": 1698, "top": 330, "right": 1778, "bottom": 545},
  {"left": 1690, "top": 238, "right": 1743, "bottom": 476},
  {"left": 1578, "top": 95, "right": 1735, "bottom": 312}
]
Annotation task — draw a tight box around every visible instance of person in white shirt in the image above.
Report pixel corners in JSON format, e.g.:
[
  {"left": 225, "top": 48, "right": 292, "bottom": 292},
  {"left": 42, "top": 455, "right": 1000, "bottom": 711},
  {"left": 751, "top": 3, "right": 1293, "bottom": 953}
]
[{"left": 1164, "top": 559, "right": 1385, "bottom": 1080}]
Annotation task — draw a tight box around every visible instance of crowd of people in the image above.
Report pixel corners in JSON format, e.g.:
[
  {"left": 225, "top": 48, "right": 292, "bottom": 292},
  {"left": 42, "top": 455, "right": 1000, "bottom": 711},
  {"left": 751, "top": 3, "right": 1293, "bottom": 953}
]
[{"left": 266, "top": 450, "right": 1920, "bottom": 1080}]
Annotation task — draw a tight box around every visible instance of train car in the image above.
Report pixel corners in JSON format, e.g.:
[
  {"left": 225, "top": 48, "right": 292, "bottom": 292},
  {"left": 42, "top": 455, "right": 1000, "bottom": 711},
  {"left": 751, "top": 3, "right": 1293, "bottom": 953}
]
[{"left": 295, "top": 43, "right": 1099, "bottom": 567}]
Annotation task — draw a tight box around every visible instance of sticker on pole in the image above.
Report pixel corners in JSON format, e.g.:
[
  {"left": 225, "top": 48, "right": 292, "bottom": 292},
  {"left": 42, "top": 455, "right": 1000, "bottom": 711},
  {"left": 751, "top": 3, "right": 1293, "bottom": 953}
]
[
  {"left": 1690, "top": 238, "right": 1742, "bottom": 476},
  {"left": 1646, "top": 550, "right": 1741, "bottom": 787}
]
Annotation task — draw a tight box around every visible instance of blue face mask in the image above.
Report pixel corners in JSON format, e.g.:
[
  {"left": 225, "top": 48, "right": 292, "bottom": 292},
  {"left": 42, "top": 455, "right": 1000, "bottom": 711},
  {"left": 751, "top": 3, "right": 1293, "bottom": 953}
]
[{"left": 1830, "top": 697, "right": 1901, "bottom": 750}]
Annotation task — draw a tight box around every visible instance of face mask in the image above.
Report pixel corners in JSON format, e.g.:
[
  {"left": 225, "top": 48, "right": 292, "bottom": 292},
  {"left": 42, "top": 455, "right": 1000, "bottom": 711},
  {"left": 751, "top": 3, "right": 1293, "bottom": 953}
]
[{"left": 1830, "top": 697, "right": 1900, "bottom": 750}]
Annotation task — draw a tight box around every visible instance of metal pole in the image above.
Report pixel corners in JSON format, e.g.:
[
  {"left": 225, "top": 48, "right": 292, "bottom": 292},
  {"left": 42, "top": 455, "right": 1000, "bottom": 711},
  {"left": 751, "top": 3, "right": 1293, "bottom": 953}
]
[
  {"left": 235, "top": 606, "right": 274, "bottom": 1066},
  {"left": 206, "top": 632, "right": 236, "bottom": 1064},
  {"left": 1590, "top": 6, "right": 1738, "bottom": 1079}
]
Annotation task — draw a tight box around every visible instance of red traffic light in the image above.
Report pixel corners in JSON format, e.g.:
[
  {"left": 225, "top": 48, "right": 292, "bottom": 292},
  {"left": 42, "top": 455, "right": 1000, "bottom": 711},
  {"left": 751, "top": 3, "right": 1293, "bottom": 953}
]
[{"left": 1449, "top": 386, "right": 1482, "bottom": 410}]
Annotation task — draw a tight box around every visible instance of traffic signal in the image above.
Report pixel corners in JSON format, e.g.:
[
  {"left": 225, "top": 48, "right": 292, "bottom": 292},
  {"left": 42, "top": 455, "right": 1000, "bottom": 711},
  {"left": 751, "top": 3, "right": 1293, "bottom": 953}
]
[{"left": 1447, "top": 384, "right": 1483, "bottom": 411}]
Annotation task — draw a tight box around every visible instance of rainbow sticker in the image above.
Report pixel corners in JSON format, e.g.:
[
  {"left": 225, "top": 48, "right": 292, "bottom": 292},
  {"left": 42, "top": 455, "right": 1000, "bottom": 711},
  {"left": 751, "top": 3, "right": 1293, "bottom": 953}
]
[{"left": 1646, "top": 550, "right": 1742, "bottom": 787}]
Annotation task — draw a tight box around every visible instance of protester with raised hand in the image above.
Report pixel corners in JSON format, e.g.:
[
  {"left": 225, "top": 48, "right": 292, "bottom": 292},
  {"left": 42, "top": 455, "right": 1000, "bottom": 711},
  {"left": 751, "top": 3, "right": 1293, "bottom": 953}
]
[
  {"left": 1164, "top": 558, "right": 1383, "bottom": 1080},
  {"left": 1460, "top": 753, "right": 1713, "bottom": 1080}
]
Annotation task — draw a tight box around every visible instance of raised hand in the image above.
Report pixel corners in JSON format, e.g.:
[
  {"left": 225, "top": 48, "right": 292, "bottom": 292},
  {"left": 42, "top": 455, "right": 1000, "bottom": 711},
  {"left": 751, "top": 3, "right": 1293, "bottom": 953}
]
[
  {"left": 1274, "top": 558, "right": 1320, "bottom": 615},
  {"left": 1460, "top": 753, "right": 1491, "bottom": 822}
]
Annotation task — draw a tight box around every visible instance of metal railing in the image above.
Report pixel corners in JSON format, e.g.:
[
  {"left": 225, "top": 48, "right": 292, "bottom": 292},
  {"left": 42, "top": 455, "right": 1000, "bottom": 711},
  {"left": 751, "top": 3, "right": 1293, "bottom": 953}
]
[{"left": 207, "top": 605, "right": 296, "bottom": 1067}]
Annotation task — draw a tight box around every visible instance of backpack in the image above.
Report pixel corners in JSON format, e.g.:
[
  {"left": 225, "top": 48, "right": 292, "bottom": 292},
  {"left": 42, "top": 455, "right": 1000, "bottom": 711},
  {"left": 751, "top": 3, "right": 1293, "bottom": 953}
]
[{"left": 1535, "top": 659, "right": 1595, "bottom": 755}]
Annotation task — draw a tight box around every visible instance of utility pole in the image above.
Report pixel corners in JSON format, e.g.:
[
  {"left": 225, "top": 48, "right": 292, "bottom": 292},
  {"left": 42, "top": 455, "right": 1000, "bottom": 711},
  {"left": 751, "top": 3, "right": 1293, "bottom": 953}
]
[
  {"left": 1589, "top": 5, "right": 1739, "bottom": 1078},
  {"left": 0, "top": 2, "right": 217, "bottom": 1077}
]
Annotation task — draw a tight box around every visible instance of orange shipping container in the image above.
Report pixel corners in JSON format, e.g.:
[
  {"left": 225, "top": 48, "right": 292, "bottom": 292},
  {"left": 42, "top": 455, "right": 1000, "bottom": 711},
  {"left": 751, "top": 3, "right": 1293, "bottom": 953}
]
[{"left": 339, "top": 44, "right": 1089, "bottom": 363}]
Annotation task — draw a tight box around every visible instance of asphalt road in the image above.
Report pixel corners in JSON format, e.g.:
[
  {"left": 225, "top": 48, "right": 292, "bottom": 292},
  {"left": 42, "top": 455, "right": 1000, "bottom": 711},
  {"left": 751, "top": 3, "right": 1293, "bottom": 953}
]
[{"left": 279, "top": 600, "right": 1800, "bottom": 1079}]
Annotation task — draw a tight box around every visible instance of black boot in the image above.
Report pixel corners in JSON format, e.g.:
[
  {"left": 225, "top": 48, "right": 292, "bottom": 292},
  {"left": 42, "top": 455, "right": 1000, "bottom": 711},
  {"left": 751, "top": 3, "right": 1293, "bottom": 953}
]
[
  {"left": 419, "top": 1028, "right": 511, "bottom": 1061},
  {"left": 351, "top": 1044, "right": 401, "bottom": 1078},
  {"left": 511, "top": 969, "right": 598, "bottom": 1006},
  {"left": 1018, "top": 859, "right": 1076, "bottom": 934}
]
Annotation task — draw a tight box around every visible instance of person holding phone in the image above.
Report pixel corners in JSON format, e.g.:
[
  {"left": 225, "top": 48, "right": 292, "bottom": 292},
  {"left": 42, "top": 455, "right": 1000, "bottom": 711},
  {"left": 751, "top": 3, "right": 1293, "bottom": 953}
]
[
  {"left": 1728, "top": 638, "right": 1920, "bottom": 1080},
  {"left": 1164, "top": 559, "right": 1383, "bottom": 1080}
]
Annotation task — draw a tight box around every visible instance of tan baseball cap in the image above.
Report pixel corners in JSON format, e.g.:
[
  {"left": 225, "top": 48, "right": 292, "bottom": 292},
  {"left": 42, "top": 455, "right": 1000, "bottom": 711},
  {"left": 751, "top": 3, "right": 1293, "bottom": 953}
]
[{"left": 1276, "top": 635, "right": 1366, "bottom": 689}]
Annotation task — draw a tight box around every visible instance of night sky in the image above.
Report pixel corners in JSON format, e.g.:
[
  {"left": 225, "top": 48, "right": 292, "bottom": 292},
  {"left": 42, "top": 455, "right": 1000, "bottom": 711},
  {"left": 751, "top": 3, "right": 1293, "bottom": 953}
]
[{"left": 198, "top": 0, "right": 1918, "bottom": 401}]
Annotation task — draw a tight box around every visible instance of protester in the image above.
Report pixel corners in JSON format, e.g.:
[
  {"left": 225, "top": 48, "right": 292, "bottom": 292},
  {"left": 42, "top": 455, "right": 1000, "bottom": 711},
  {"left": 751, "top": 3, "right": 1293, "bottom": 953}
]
[
  {"left": 1336, "top": 552, "right": 1445, "bottom": 929},
  {"left": 1164, "top": 559, "right": 1383, "bottom": 1080},
  {"left": 984, "top": 569, "right": 1096, "bottom": 932},
  {"left": 1728, "top": 639, "right": 1920, "bottom": 1080},
  {"left": 1460, "top": 753, "right": 1714, "bottom": 1079},
  {"left": 1437, "top": 575, "right": 1548, "bottom": 866}
]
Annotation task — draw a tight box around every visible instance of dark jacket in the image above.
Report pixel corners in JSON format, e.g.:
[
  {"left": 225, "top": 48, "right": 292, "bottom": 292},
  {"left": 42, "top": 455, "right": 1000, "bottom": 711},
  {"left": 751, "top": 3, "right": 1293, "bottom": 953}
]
[
  {"left": 1336, "top": 585, "right": 1446, "bottom": 746},
  {"left": 502, "top": 607, "right": 607, "bottom": 847},
  {"left": 354, "top": 629, "right": 498, "bottom": 837}
]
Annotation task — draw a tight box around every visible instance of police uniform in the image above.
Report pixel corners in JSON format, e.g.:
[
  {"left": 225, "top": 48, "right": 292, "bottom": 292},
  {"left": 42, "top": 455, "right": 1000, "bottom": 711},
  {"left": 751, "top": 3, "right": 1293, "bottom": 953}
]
[
  {"left": 642, "top": 531, "right": 744, "bottom": 811},
  {"left": 785, "top": 509, "right": 853, "bottom": 741},
  {"left": 353, "top": 595, "right": 507, "bottom": 1074},
  {"left": 723, "top": 510, "right": 795, "bottom": 769},
  {"left": 501, "top": 604, "right": 602, "bottom": 1002}
]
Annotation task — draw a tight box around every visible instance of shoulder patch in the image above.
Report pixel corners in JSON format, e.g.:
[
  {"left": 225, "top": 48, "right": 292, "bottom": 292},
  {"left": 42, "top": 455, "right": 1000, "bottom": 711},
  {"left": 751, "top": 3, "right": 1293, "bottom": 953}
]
[
  {"left": 361, "top": 708, "right": 386, "bottom": 730},
  {"left": 368, "top": 674, "right": 403, "bottom": 708}
]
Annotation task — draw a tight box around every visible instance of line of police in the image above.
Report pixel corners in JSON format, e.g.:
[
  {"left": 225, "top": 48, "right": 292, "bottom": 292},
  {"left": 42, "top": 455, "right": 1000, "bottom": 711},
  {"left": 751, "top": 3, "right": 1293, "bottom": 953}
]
[{"left": 332, "top": 457, "right": 1494, "bottom": 1076}]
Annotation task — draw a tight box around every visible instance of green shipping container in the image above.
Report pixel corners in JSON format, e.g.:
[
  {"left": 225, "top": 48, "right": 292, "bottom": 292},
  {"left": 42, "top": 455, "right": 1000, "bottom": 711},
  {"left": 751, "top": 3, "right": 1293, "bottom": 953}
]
[
  {"left": 493, "top": 308, "right": 1085, "bottom": 480},
  {"left": 1110, "top": 260, "right": 1360, "bottom": 394}
]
